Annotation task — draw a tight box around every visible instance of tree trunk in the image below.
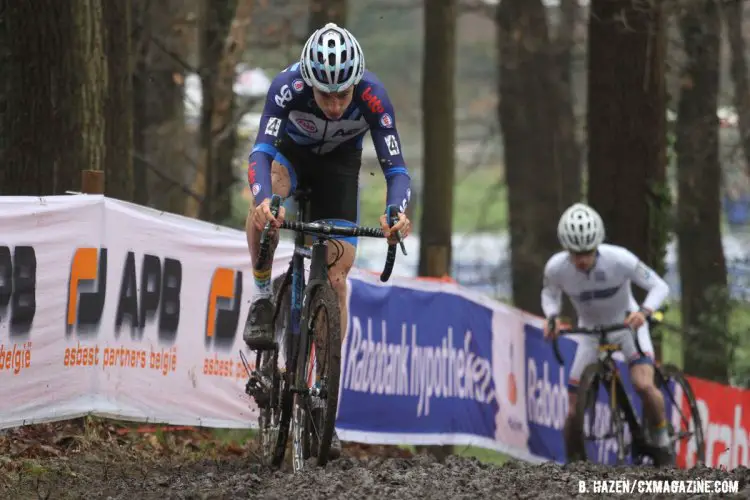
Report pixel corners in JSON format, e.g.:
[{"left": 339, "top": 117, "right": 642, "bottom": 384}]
[
  {"left": 416, "top": 0, "right": 456, "bottom": 462},
  {"left": 497, "top": 0, "right": 561, "bottom": 315},
  {"left": 586, "top": 0, "right": 669, "bottom": 358},
  {"left": 554, "top": 0, "right": 583, "bottom": 207},
  {"left": 0, "top": 0, "right": 106, "bottom": 195},
  {"left": 308, "top": 0, "right": 347, "bottom": 30},
  {"left": 103, "top": 0, "right": 134, "bottom": 201},
  {"left": 676, "top": 0, "right": 729, "bottom": 384},
  {"left": 721, "top": 0, "right": 750, "bottom": 173}
]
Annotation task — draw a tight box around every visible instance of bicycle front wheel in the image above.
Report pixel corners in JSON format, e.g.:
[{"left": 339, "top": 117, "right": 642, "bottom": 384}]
[
  {"left": 291, "top": 283, "right": 342, "bottom": 471},
  {"left": 572, "top": 362, "right": 631, "bottom": 464},
  {"left": 655, "top": 363, "right": 705, "bottom": 467},
  {"left": 258, "top": 274, "right": 293, "bottom": 468}
]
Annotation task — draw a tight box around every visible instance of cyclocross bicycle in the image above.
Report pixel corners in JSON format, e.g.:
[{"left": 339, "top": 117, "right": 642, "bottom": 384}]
[
  {"left": 240, "top": 191, "right": 405, "bottom": 472},
  {"left": 551, "top": 311, "right": 705, "bottom": 467}
]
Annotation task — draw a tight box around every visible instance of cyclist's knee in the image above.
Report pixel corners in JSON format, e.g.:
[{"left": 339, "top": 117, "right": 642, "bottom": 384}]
[
  {"left": 327, "top": 241, "right": 355, "bottom": 297},
  {"left": 567, "top": 391, "right": 578, "bottom": 418},
  {"left": 630, "top": 361, "right": 656, "bottom": 394}
]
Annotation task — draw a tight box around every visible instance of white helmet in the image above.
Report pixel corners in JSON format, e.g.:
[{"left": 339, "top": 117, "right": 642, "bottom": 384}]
[
  {"left": 300, "top": 23, "right": 365, "bottom": 94},
  {"left": 557, "top": 203, "right": 606, "bottom": 252}
]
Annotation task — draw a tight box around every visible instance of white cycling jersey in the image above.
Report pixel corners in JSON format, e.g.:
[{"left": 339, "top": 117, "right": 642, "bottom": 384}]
[{"left": 541, "top": 243, "right": 670, "bottom": 327}]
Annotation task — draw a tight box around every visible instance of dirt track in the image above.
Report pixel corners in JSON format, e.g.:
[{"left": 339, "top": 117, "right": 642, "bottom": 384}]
[{"left": 1, "top": 422, "right": 748, "bottom": 499}]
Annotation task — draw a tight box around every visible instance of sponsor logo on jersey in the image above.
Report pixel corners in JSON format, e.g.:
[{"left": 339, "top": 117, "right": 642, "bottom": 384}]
[
  {"left": 292, "top": 79, "right": 305, "bottom": 93},
  {"left": 295, "top": 118, "right": 318, "bottom": 134},
  {"left": 362, "top": 86, "right": 384, "bottom": 113},
  {"left": 247, "top": 162, "right": 257, "bottom": 184},
  {"left": 332, "top": 127, "right": 362, "bottom": 138},
  {"left": 379, "top": 113, "right": 393, "bottom": 128}
]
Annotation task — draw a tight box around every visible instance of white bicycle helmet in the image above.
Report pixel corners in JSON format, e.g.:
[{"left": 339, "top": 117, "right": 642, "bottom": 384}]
[
  {"left": 557, "top": 203, "right": 606, "bottom": 252},
  {"left": 299, "top": 23, "right": 365, "bottom": 94}
]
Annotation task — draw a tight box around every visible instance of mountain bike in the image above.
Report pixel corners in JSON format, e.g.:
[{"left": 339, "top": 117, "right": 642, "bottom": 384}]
[
  {"left": 240, "top": 191, "right": 405, "bottom": 472},
  {"left": 551, "top": 311, "right": 705, "bottom": 467}
]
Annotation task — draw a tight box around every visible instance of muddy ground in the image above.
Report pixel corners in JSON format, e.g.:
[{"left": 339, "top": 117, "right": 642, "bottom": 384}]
[{"left": 1, "top": 420, "right": 748, "bottom": 499}]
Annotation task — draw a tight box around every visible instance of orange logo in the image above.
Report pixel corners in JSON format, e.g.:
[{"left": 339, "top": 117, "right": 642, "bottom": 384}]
[
  {"left": 67, "top": 247, "right": 107, "bottom": 330},
  {"left": 507, "top": 343, "right": 517, "bottom": 405},
  {"left": 205, "top": 267, "right": 243, "bottom": 348}
]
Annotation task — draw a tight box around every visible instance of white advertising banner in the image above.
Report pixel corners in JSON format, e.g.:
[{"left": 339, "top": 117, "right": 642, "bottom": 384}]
[{"left": 0, "top": 195, "right": 293, "bottom": 429}]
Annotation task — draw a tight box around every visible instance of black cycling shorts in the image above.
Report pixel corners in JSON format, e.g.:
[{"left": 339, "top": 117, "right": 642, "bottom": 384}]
[{"left": 273, "top": 138, "right": 362, "bottom": 226}]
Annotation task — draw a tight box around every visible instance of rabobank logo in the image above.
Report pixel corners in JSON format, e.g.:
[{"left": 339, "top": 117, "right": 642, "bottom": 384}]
[
  {"left": 342, "top": 315, "right": 494, "bottom": 418},
  {"left": 526, "top": 357, "right": 568, "bottom": 430}
]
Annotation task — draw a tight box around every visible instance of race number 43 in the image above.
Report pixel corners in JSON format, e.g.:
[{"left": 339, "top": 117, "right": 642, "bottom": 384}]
[{"left": 0, "top": 245, "right": 36, "bottom": 335}]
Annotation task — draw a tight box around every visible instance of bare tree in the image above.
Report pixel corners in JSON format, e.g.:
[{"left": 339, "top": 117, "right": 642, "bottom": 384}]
[
  {"left": 185, "top": 0, "right": 255, "bottom": 222},
  {"left": 417, "top": 0, "right": 457, "bottom": 462},
  {"left": 132, "top": 0, "right": 193, "bottom": 210},
  {"left": 676, "top": 0, "right": 730, "bottom": 384},
  {"left": 309, "top": 0, "right": 347, "bottom": 29},
  {"left": 419, "top": 0, "right": 457, "bottom": 280},
  {"left": 496, "top": 0, "right": 564, "bottom": 315},
  {"left": 720, "top": 0, "right": 750, "bottom": 173}
]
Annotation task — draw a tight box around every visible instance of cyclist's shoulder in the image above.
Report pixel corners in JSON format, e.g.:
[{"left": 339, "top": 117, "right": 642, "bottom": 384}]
[
  {"left": 598, "top": 243, "right": 637, "bottom": 259},
  {"left": 597, "top": 243, "right": 641, "bottom": 268},
  {"left": 544, "top": 250, "right": 569, "bottom": 274},
  {"left": 265, "top": 63, "right": 310, "bottom": 110},
  {"left": 269, "top": 62, "right": 304, "bottom": 85},
  {"left": 354, "top": 71, "right": 395, "bottom": 114}
]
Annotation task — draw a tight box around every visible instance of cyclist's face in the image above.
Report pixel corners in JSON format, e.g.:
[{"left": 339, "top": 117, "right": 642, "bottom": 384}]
[
  {"left": 313, "top": 87, "right": 354, "bottom": 120},
  {"left": 570, "top": 250, "right": 596, "bottom": 271}
]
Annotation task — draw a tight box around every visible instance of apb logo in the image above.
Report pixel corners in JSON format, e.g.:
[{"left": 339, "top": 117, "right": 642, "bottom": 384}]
[
  {"left": 67, "top": 247, "right": 107, "bottom": 336},
  {"left": 205, "top": 267, "right": 243, "bottom": 350},
  {"left": 116, "top": 252, "right": 182, "bottom": 343},
  {"left": 0, "top": 245, "right": 36, "bottom": 336}
]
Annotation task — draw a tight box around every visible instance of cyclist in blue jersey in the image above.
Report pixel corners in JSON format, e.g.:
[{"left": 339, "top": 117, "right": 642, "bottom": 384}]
[{"left": 243, "top": 23, "right": 412, "bottom": 455}]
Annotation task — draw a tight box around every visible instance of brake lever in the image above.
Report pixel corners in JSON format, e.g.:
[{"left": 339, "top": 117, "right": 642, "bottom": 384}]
[
  {"left": 385, "top": 205, "right": 407, "bottom": 256},
  {"left": 390, "top": 218, "right": 408, "bottom": 256}
]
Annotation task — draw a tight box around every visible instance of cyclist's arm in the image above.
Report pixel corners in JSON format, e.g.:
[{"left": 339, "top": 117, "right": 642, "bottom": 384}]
[
  {"left": 247, "top": 75, "right": 293, "bottom": 205},
  {"left": 541, "top": 260, "right": 563, "bottom": 318},
  {"left": 623, "top": 251, "right": 670, "bottom": 313},
  {"left": 361, "top": 84, "right": 411, "bottom": 213}
]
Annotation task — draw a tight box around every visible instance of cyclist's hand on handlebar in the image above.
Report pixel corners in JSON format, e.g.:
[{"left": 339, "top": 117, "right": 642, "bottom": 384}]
[
  {"left": 625, "top": 309, "right": 647, "bottom": 330},
  {"left": 379, "top": 212, "right": 411, "bottom": 245},
  {"left": 252, "top": 197, "right": 285, "bottom": 232},
  {"left": 544, "top": 317, "right": 561, "bottom": 340}
]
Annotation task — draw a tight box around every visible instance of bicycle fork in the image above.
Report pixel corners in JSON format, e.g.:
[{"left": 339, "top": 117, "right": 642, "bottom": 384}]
[{"left": 608, "top": 370, "right": 650, "bottom": 464}]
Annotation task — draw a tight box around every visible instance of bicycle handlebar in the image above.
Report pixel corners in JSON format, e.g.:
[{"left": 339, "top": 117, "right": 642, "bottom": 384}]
[{"left": 255, "top": 195, "right": 406, "bottom": 283}]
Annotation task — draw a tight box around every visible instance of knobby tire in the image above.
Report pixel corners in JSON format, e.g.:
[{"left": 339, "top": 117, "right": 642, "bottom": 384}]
[{"left": 292, "top": 282, "right": 341, "bottom": 470}]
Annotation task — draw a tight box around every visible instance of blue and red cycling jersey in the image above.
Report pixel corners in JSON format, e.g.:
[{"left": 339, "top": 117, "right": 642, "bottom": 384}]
[{"left": 248, "top": 62, "right": 411, "bottom": 214}]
